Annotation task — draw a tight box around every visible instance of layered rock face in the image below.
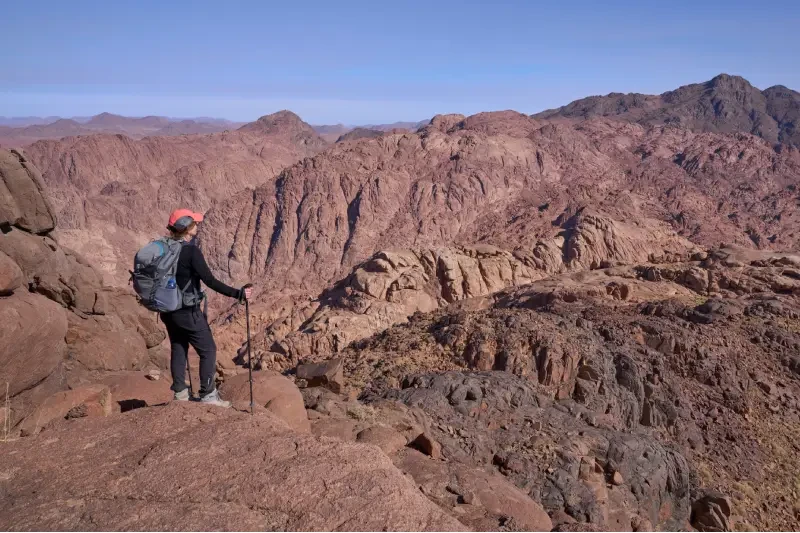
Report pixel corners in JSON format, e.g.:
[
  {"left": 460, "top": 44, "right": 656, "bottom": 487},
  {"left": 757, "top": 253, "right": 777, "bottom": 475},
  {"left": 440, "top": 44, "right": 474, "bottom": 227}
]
[{"left": 0, "top": 149, "right": 164, "bottom": 430}]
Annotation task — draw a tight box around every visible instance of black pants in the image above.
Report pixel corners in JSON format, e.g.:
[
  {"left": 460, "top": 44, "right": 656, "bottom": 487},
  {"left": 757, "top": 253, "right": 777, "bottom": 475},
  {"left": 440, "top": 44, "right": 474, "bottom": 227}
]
[{"left": 161, "top": 306, "right": 217, "bottom": 396}]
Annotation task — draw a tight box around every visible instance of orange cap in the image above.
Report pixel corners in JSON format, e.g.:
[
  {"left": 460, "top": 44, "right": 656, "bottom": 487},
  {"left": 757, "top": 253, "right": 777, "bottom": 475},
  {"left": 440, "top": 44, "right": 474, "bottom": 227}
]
[{"left": 167, "top": 208, "right": 204, "bottom": 230}]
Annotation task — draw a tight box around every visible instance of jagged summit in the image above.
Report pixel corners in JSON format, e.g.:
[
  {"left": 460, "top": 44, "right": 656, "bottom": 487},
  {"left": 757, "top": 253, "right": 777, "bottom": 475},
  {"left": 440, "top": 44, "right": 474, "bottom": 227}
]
[{"left": 536, "top": 73, "right": 800, "bottom": 146}]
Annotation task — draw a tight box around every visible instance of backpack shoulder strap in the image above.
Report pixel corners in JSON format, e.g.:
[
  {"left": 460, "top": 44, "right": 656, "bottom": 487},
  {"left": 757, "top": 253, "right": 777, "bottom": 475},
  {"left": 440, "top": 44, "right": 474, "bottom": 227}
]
[{"left": 180, "top": 277, "right": 193, "bottom": 293}]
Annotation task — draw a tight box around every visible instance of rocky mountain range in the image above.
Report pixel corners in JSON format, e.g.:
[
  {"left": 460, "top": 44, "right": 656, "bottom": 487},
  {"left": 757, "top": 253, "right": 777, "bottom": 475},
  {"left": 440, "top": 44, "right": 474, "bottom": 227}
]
[
  {"left": 199, "top": 109, "right": 800, "bottom": 307},
  {"left": 0, "top": 116, "right": 65, "bottom": 127},
  {"left": 18, "top": 111, "right": 327, "bottom": 284},
  {"left": 536, "top": 74, "right": 800, "bottom": 147},
  {"left": 0, "top": 112, "right": 243, "bottom": 148},
  {"left": 2, "top": 74, "right": 800, "bottom": 530}
]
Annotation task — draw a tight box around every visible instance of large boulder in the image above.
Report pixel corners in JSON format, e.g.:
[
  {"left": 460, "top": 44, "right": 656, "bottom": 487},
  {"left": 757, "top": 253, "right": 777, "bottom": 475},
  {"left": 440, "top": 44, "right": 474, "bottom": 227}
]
[
  {"left": 17, "top": 384, "right": 113, "bottom": 436},
  {"left": 0, "top": 227, "right": 104, "bottom": 315},
  {"left": 0, "top": 290, "right": 69, "bottom": 426},
  {"left": 101, "top": 288, "right": 165, "bottom": 348},
  {"left": 0, "top": 291, "right": 67, "bottom": 398},
  {"left": 297, "top": 358, "right": 344, "bottom": 393},
  {"left": 0, "top": 404, "right": 467, "bottom": 531},
  {"left": 65, "top": 313, "right": 150, "bottom": 372},
  {"left": 221, "top": 371, "right": 311, "bottom": 433},
  {"left": 0, "top": 149, "right": 56, "bottom": 234},
  {"left": 356, "top": 425, "right": 408, "bottom": 455},
  {"left": 0, "top": 228, "right": 161, "bottom": 374},
  {"left": 100, "top": 372, "right": 173, "bottom": 412},
  {"left": 395, "top": 448, "right": 553, "bottom": 531},
  {"left": 0, "top": 250, "right": 23, "bottom": 295},
  {"left": 0, "top": 227, "right": 66, "bottom": 279},
  {"left": 691, "top": 492, "right": 732, "bottom": 532}
]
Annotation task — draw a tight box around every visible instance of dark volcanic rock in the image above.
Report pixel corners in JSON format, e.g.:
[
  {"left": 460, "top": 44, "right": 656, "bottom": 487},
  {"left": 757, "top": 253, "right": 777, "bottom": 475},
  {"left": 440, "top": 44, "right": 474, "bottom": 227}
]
[{"left": 367, "top": 371, "right": 692, "bottom": 530}]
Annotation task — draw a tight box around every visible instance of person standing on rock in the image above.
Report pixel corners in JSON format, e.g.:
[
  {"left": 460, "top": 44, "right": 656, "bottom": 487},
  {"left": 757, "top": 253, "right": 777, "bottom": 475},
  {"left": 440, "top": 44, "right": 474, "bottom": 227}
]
[{"left": 162, "top": 209, "right": 253, "bottom": 407}]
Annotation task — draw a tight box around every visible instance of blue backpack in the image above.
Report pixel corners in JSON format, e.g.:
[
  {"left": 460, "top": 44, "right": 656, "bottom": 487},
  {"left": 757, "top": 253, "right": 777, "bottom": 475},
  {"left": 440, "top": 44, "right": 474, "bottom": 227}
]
[{"left": 131, "top": 238, "right": 202, "bottom": 312}]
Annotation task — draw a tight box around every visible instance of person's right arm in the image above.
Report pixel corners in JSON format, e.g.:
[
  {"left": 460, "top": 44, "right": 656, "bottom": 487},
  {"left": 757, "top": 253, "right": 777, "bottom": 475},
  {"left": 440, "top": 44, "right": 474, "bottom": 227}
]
[{"left": 189, "top": 246, "right": 245, "bottom": 299}]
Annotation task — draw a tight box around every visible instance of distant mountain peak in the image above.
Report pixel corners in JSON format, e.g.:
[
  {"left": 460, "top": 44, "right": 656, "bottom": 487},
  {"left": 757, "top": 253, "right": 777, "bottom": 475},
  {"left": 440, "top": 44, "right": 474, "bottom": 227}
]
[
  {"left": 241, "top": 110, "right": 308, "bottom": 131},
  {"left": 265, "top": 110, "right": 302, "bottom": 120},
  {"left": 255, "top": 110, "right": 306, "bottom": 126},
  {"left": 706, "top": 73, "right": 756, "bottom": 90},
  {"left": 91, "top": 112, "right": 122, "bottom": 119},
  {"left": 237, "top": 111, "right": 328, "bottom": 148},
  {"left": 86, "top": 112, "right": 127, "bottom": 126},
  {"left": 709, "top": 72, "right": 741, "bottom": 82},
  {"left": 535, "top": 74, "right": 800, "bottom": 146}
]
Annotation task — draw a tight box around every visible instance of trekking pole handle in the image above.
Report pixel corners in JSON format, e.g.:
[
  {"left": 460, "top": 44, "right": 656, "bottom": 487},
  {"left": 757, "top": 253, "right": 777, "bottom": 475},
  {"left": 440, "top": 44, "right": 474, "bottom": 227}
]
[{"left": 240, "top": 283, "right": 254, "bottom": 303}]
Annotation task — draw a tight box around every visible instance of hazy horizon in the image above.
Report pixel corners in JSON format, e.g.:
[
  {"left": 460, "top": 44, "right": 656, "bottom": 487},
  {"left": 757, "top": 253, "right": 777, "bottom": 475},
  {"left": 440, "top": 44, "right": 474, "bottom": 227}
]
[
  {"left": 0, "top": 110, "right": 428, "bottom": 128},
  {"left": 3, "top": 0, "right": 799, "bottom": 124}
]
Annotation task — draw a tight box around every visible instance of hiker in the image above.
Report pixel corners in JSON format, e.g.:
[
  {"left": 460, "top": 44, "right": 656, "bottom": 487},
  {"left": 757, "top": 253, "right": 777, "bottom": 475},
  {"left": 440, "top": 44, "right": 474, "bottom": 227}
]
[{"left": 160, "top": 208, "right": 253, "bottom": 407}]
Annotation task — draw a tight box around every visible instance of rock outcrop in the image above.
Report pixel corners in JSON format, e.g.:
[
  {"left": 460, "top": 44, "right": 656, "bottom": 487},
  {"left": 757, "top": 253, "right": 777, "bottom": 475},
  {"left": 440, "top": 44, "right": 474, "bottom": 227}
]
[
  {"left": 220, "top": 208, "right": 694, "bottom": 367},
  {"left": 0, "top": 148, "right": 55, "bottom": 233},
  {"left": 304, "top": 248, "right": 800, "bottom": 530},
  {"left": 0, "top": 404, "right": 467, "bottom": 531},
  {"left": 0, "top": 290, "right": 67, "bottom": 401},
  {"left": 374, "top": 372, "right": 692, "bottom": 531},
  {"left": 0, "top": 250, "right": 23, "bottom": 294},
  {"left": 220, "top": 371, "right": 311, "bottom": 433},
  {"left": 0, "top": 149, "right": 164, "bottom": 429},
  {"left": 395, "top": 447, "right": 554, "bottom": 531},
  {"left": 240, "top": 245, "right": 546, "bottom": 366},
  {"left": 336, "top": 127, "right": 387, "bottom": 143}
]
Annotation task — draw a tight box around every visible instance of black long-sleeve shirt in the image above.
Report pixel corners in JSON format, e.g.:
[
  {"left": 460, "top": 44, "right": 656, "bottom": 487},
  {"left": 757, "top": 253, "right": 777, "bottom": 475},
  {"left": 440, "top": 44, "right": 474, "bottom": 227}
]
[{"left": 175, "top": 243, "right": 241, "bottom": 300}]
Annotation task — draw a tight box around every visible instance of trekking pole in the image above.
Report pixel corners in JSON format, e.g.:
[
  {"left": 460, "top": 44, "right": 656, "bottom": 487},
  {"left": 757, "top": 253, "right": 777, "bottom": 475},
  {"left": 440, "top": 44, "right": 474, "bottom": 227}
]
[
  {"left": 245, "top": 297, "right": 254, "bottom": 415},
  {"left": 187, "top": 356, "right": 194, "bottom": 400}
]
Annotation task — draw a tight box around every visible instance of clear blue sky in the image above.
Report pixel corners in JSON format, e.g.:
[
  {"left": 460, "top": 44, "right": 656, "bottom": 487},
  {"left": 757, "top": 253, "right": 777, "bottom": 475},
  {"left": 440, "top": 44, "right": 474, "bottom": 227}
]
[{"left": 2, "top": 0, "right": 798, "bottom": 124}]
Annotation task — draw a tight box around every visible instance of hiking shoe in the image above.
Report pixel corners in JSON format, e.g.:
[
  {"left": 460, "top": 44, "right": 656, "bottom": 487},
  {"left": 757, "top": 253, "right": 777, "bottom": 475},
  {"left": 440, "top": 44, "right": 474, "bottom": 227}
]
[
  {"left": 173, "top": 388, "right": 190, "bottom": 402},
  {"left": 199, "top": 389, "right": 231, "bottom": 408}
]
